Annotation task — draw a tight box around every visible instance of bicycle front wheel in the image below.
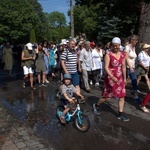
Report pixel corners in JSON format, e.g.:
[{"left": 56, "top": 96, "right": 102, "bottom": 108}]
[{"left": 74, "top": 114, "right": 90, "bottom": 132}]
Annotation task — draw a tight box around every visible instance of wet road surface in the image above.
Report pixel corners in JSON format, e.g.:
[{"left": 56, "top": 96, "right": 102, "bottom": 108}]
[{"left": 0, "top": 78, "right": 150, "bottom": 150}]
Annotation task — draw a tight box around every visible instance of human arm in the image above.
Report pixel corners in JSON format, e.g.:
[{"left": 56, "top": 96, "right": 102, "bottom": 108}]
[
  {"left": 122, "top": 56, "right": 127, "bottom": 84},
  {"left": 124, "top": 46, "right": 134, "bottom": 73},
  {"left": 78, "top": 49, "right": 84, "bottom": 72},
  {"left": 138, "top": 52, "right": 149, "bottom": 70},
  {"left": 63, "top": 93, "right": 74, "bottom": 103},
  {"left": 125, "top": 52, "right": 134, "bottom": 73},
  {"left": 104, "top": 53, "right": 118, "bottom": 82},
  {"left": 60, "top": 51, "right": 69, "bottom": 73},
  {"left": 21, "top": 51, "right": 33, "bottom": 61}
]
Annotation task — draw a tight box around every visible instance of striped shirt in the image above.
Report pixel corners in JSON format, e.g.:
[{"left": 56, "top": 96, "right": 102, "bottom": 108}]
[{"left": 61, "top": 49, "right": 77, "bottom": 74}]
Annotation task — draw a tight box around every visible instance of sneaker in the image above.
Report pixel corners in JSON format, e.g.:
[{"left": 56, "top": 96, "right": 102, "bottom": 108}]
[
  {"left": 95, "top": 82, "right": 99, "bottom": 86},
  {"left": 31, "top": 87, "right": 36, "bottom": 90},
  {"left": 78, "top": 99, "right": 86, "bottom": 104},
  {"left": 118, "top": 113, "right": 129, "bottom": 122},
  {"left": 85, "top": 88, "right": 91, "bottom": 93},
  {"left": 141, "top": 106, "right": 149, "bottom": 113},
  {"left": 59, "top": 115, "right": 66, "bottom": 124},
  {"left": 93, "top": 103, "right": 100, "bottom": 115},
  {"left": 45, "top": 79, "right": 49, "bottom": 83},
  {"left": 90, "top": 80, "right": 93, "bottom": 85},
  {"left": 22, "top": 82, "right": 26, "bottom": 88},
  {"left": 39, "top": 83, "right": 42, "bottom": 87},
  {"left": 134, "top": 97, "right": 142, "bottom": 104},
  {"left": 137, "top": 90, "right": 141, "bottom": 93},
  {"left": 42, "top": 83, "right": 48, "bottom": 87}
]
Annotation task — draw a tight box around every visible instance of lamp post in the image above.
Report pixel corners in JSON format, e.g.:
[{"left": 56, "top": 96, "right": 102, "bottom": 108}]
[{"left": 70, "top": 0, "right": 74, "bottom": 38}]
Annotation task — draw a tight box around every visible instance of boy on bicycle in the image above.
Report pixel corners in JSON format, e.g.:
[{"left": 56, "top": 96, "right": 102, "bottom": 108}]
[{"left": 59, "top": 73, "right": 85, "bottom": 124}]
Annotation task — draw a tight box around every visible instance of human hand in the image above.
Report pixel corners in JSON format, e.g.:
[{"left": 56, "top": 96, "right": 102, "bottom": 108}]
[
  {"left": 112, "top": 77, "right": 118, "bottom": 82},
  {"left": 80, "top": 95, "right": 85, "bottom": 100},
  {"left": 130, "top": 68, "right": 134, "bottom": 73},
  {"left": 78, "top": 68, "right": 82, "bottom": 72}
]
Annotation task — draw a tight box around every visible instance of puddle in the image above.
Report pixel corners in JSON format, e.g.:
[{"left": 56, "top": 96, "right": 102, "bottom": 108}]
[{"left": 0, "top": 81, "right": 150, "bottom": 150}]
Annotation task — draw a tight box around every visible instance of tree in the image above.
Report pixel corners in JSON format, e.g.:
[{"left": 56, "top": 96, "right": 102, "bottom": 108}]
[
  {"left": 30, "top": 28, "right": 37, "bottom": 43},
  {"left": 0, "top": 0, "right": 48, "bottom": 43},
  {"left": 45, "top": 11, "right": 70, "bottom": 43},
  {"left": 138, "top": 0, "right": 150, "bottom": 43}
]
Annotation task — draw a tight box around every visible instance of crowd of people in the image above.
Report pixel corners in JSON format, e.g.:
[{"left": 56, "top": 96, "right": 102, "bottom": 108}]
[{"left": 0, "top": 34, "right": 150, "bottom": 123}]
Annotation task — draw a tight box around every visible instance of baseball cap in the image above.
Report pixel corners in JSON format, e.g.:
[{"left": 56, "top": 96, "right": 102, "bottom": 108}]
[{"left": 26, "top": 43, "right": 33, "bottom": 50}]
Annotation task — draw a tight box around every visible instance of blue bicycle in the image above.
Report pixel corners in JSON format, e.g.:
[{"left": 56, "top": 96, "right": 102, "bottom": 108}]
[{"left": 56, "top": 98, "right": 90, "bottom": 132}]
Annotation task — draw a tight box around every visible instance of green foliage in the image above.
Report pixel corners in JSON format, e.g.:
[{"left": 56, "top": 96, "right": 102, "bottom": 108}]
[
  {"left": 30, "top": 28, "right": 37, "bottom": 43},
  {"left": 45, "top": 11, "right": 70, "bottom": 43},
  {"left": 73, "top": 3, "right": 100, "bottom": 40},
  {"left": 0, "top": 0, "right": 49, "bottom": 43},
  {"left": 74, "top": 0, "right": 140, "bottom": 43}
]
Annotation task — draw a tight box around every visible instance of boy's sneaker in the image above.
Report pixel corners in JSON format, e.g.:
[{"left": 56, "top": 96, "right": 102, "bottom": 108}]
[
  {"left": 59, "top": 115, "right": 66, "bottom": 124},
  {"left": 118, "top": 113, "right": 129, "bottom": 122},
  {"left": 134, "top": 97, "right": 142, "bottom": 104},
  {"left": 42, "top": 83, "right": 48, "bottom": 87},
  {"left": 93, "top": 103, "right": 100, "bottom": 115}
]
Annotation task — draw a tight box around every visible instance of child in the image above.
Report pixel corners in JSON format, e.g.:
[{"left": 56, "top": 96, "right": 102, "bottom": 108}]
[{"left": 59, "top": 73, "right": 85, "bottom": 124}]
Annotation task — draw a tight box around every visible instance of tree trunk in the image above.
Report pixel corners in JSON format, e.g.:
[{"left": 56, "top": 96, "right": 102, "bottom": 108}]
[{"left": 138, "top": 1, "right": 150, "bottom": 44}]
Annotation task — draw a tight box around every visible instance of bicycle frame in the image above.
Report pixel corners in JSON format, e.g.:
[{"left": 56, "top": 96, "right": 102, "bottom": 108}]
[{"left": 65, "top": 104, "right": 82, "bottom": 122}]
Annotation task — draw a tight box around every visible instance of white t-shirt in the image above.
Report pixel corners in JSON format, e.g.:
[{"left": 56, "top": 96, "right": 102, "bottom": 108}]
[
  {"left": 79, "top": 48, "right": 93, "bottom": 71},
  {"left": 92, "top": 48, "right": 103, "bottom": 70},
  {"left": 138, "top": 51, "right": 150, "bottom": 67},
  {"left": 124, "top": 45, "right": 137, "bottom": 68}
]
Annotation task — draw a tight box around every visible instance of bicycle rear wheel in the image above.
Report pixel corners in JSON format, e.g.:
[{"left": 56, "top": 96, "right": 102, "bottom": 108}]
[
  {"left": 56, "top": 106, "right": 65, "bottom": 119},
  {"left": 74, "top": 114, "right": 90, "bottom": 132}
]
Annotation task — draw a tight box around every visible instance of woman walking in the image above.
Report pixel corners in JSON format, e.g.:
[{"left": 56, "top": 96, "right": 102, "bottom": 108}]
[
  {"left": 21, "top": 43, "right": 36, "bottom": 89},
  {"left": 136, "top": 43, "right": 150, "bottom": 90},
  {"left": 93, "top": 37, "right": 129, "bottom": 122}
]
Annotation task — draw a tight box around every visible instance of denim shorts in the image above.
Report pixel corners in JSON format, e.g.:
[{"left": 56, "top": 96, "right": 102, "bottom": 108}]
[{"left": 70, "top": 71, "right": 79, "bottom": 86}]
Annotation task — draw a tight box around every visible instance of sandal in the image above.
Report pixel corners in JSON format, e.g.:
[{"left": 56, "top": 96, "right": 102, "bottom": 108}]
[{"left": 59, "top": 115, "right": 66, "bottom": 124}]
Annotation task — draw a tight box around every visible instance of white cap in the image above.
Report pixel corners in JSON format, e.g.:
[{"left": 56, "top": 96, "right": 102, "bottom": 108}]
[
  {"left": 112, "top": 37, "right": 121, "bottom": 45},
  {"left": 26, "top": 43, "right": 33, "bottom": 50},
  {"left": 63, "top": 41, "right": 67, "bottom": 45}
]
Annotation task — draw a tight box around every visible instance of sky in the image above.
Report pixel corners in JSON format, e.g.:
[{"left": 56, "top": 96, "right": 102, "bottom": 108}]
[{"left": 37, "top": 0, "right": 71, "bottom": 23}]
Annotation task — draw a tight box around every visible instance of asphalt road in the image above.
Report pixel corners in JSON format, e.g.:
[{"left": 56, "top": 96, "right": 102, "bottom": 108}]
[{"left": 0, "top": 76, "right": 150, "bottom": 150}]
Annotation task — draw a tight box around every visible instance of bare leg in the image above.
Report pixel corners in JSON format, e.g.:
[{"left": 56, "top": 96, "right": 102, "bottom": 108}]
[
  {"left": 75, "top": 85, "right": 80, "bottom": 94},
  {"left": 29, "top": 73, "right": 34, "bottom": 87},
  {"left": 118, "top": 97, "right": 125, "bottom": 112},
  {"left": 97, "top": 97, "right": 110, "bottom": 106},
  {"left": 23, "top": 74, "right": 28, "bottom": 83},
  {"left": 37, "top": 73, "right": 41, "bottom": 83},
  {"left": 42, "top": 72, "right": 46, "bottom": 83},
  {"left": 145, "top": 75, "right": 150, "bottom": 90}
]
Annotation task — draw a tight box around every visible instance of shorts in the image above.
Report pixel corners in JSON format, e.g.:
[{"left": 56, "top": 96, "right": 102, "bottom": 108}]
[
  {"left": 70, "top": 71, "right": 79, "bottom": 86},
  {"left": 60, "top": 98, "right": 69, "bottom": 106},
  {"left": 23, "top": 66, "right": 34, "bottom": 75}
]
